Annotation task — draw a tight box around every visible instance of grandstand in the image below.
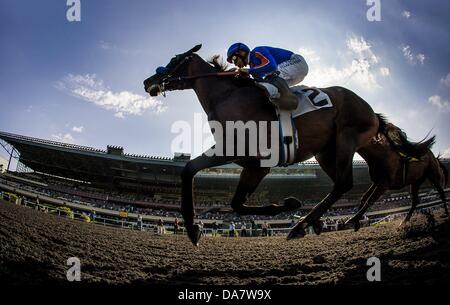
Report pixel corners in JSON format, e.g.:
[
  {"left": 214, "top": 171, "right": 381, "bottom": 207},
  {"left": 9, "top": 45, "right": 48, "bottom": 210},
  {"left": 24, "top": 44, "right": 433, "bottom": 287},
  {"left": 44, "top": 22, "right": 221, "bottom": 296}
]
[{"left": 0, "top": 130, "right": 449, "bottom": 232}]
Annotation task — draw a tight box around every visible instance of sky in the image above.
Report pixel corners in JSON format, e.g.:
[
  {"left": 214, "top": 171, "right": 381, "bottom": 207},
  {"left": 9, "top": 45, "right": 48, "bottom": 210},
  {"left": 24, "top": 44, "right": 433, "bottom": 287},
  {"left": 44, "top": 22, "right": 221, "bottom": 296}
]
[{"left": 0, "top": 0, "right": 449, "bottom": 162}]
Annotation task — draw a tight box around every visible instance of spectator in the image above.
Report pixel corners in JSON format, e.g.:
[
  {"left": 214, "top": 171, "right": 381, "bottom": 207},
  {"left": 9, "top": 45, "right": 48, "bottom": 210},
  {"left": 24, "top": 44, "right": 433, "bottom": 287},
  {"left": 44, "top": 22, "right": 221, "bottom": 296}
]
[
  {"left": 229, "top": 221, "right": 235, "bottom": 237},
  {"left": 137, "top": 214, "right": 143, "bottom": 231},
  {"left": 267, "top": 222, "right": 272, "bottom": 236},
  {"left": 212, "top": 221, "right": 218, "bottom": 237},
  {"left": 157, "top": 218, "right": 165, "bottom": 235},
  {"left": 240, "top": 222, "right": 247, "bottom": 237},
  {"left": 90, "top": 210, "right": 97, "bottom": 222},
  {"left": 250, "top": 219, "right": 256, "bottom": 237},
  {"left": 174, "top": 217, "right": 180, "bottom": 235},
  {"left": 199, "top": 220, "right": 205, "bottom": 236},
  {"left": 262, "top": 221, "right": 268, "bottom": 236}
]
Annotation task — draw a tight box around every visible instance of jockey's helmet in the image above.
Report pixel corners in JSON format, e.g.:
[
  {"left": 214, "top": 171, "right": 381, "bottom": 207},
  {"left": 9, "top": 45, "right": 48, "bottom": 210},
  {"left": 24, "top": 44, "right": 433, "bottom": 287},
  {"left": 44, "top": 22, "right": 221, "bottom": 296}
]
[{"left": 227, "top": 42, "right": 250, "bottom": 63}]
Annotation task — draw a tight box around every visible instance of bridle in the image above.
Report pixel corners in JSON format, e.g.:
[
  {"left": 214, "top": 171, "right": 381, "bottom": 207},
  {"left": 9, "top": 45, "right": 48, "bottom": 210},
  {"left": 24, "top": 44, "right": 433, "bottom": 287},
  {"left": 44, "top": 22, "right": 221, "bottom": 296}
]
[{"left": 155, "top": 55, "right": 238, "bottom": 96}]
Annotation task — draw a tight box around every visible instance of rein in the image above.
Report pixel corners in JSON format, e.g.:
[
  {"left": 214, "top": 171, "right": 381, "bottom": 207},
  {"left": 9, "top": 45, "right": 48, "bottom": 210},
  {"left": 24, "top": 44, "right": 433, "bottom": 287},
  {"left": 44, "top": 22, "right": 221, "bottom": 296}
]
[
  {"left": 158, "top": 71, "right": 238, "bottom": 96},
  {"left": 164, "top": 71, "right": 238, "bottom": 83},
  {"left": 153, "top": 53, "right": 239, "bottom": 96}
]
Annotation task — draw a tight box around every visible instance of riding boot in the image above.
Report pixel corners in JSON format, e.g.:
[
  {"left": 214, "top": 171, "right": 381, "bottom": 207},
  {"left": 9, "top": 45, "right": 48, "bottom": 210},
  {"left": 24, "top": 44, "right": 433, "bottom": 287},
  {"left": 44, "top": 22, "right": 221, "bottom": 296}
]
[{"left": 265, "top": 74, "right": 298, "bottom": 111}]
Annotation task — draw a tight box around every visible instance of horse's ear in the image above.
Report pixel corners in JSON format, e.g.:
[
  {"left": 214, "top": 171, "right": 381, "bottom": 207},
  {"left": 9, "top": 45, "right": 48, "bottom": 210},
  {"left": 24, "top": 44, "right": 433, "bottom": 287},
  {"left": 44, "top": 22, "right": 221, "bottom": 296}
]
[{"left": 188, "top": 44, "right": 202, "bottom": 54}]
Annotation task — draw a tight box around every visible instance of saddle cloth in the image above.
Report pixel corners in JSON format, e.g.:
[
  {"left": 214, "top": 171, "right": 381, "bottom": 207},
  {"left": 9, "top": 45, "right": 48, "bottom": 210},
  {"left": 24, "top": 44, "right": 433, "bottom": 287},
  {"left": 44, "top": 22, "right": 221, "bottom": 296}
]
[
  {"left": 277, "top": 85, "right": 333, "bottom": 166},
  {"left": 290, "top": 85, "right": 333, "bottom": 118}
]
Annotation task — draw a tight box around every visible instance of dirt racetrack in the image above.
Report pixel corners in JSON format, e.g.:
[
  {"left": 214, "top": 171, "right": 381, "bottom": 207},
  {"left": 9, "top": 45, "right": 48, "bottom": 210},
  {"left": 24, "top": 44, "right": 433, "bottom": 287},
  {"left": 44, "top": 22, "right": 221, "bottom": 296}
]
[{"left": 1, "top": 201, "right": 450, "bottom": 285}]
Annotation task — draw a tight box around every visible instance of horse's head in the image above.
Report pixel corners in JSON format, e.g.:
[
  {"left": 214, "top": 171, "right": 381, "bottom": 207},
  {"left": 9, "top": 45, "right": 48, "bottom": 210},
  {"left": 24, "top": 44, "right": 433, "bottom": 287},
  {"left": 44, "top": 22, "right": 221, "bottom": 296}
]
[{"left": 143, "top": 44, "right": 202, "bottom": 96}]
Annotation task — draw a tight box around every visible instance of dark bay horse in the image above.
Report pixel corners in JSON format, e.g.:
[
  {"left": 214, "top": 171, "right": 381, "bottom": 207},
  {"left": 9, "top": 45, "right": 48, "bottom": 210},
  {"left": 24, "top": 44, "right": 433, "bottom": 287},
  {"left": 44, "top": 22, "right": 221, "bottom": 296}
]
[
  {"left": 143, "top": 45, "right": 379, "bottom": 245},
  {"left": 346, "top": 120, "right": 449, "bottom": 231}
]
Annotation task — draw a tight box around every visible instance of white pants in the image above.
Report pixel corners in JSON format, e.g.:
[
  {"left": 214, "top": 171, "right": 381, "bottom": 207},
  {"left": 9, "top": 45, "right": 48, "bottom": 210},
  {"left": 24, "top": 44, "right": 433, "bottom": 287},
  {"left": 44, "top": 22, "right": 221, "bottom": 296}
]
[
  {"left": 277, "top": 54, "right": 309, "bottom": 86},
  {"left": 157, "top": 226, "right": 165, "bottom": 234}
]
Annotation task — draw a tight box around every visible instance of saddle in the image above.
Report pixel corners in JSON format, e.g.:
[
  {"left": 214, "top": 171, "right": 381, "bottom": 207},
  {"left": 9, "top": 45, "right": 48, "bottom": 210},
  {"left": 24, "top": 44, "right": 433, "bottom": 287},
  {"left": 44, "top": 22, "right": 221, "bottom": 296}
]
[{"left": 274, "top": 85, "right": 333, "bottom": 166}]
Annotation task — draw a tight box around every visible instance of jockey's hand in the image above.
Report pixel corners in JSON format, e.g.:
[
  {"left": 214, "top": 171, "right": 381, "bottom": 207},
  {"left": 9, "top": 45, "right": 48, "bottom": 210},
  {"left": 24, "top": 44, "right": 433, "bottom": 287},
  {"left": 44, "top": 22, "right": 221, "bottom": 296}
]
[{"left": 238, "top": 68, "right": 249, "bottom": 75}]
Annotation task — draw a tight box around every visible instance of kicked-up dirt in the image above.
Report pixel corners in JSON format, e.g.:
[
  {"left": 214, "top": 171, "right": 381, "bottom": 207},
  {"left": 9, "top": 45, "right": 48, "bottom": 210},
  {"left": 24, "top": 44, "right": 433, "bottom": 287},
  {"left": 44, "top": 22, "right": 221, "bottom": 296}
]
[{"left": 0, "top": 200, "right": 449, "bottom": 285}]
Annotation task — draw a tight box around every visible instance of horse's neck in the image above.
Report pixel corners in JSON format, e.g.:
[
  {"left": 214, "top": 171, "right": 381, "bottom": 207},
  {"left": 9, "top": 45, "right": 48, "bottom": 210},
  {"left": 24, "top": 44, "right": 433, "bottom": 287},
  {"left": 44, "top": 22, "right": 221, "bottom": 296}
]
[{"left": 190, "top": 58, "right": 235, "bottom": 115}]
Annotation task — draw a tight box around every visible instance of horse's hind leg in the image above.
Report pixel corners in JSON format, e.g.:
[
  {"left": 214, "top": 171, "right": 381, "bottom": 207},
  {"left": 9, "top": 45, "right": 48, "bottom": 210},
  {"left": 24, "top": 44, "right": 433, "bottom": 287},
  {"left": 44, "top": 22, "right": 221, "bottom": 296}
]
[
  {"left": 231, "top": 166, "right": 302, "bottom": 216},
  {"left": 430, "top": 178, "right": 449, "bottom": 217},
  {"left": 428, "top": 169, "right": 449, "bottom": 216},
  {"left": 288, "top": 128, "right": 358, "bottom": 239},
  {"left": 439, "top": 187, "right": 449, "bottom": 216},
  {"left": 345, "top": 184, "right": 386, "bottom": 231},
  {"left": 346, "top": 183, "right": 378, "bottom": 231}
]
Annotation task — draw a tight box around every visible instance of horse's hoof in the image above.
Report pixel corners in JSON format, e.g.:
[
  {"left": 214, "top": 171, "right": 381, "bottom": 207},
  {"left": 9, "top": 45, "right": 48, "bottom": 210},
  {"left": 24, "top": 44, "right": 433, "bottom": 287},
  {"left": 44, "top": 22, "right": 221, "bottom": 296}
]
[
  {"left": 187, "top": 224, "right": 202, "bottom": 246},
  {"left": 345, "top": 218, "right": 360, "bottom": 232},
  {"left": 287, "top": 223, "right": 306, "bottom": 240},
  {"left": 312, "top": 220, "right": 323, "bottom": 235},
  {"left": 284, "top": 196, "right": 302, "bottom": 212}
]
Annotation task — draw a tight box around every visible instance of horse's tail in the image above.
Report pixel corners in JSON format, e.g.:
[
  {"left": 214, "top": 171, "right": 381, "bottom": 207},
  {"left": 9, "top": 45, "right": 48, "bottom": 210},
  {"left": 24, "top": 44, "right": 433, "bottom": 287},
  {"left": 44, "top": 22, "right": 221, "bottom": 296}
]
[
  {"left": 375, "top": 113, "right": 435, "bottom": 159},
  {"left": 437, "top": 155, "right": 448, "bottom": 188}
]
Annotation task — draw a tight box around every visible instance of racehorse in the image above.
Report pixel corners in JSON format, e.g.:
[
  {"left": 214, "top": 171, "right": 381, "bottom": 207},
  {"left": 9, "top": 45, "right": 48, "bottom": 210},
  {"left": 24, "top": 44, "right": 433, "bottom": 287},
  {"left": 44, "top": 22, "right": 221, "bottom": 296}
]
[
  {"left": 143, "top": 44, "right": 380, "bottom": 245},
  {"left": 346, "top": 120, "right": 449, "bottom": 231}
]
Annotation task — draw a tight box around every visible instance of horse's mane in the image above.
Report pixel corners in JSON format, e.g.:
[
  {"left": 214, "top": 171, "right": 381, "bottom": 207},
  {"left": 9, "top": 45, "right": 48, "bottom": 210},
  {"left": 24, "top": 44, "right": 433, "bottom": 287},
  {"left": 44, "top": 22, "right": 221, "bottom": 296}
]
[{"left": 376, "top": 113, "right": 435, "bottom": 159}]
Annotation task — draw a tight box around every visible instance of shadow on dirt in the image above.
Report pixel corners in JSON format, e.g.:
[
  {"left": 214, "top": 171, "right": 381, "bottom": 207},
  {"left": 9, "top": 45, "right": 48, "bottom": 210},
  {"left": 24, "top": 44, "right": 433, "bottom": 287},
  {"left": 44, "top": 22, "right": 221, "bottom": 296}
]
[{"left": 339, "top": 213, "right": 450, "bottom": 285}]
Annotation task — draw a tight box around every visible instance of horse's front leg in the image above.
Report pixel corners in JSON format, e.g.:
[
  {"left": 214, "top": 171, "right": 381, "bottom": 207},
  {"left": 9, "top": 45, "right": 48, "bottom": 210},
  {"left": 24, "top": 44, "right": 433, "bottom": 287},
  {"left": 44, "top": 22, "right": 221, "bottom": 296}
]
[{"left": 181, "top": 151, "right": 235, "bottom": 246}]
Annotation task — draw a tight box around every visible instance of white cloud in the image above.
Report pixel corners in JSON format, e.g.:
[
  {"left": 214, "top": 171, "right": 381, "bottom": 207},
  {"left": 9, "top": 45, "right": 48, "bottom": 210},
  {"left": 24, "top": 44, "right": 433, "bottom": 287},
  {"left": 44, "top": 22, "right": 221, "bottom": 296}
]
[
  {"left": 402, "top": 45, "right": 414, "bottom": 63},
  {"left": 379, "top": 67, "right": 390, "bottom": 77},
  {"left": 347, "top": 36, "right": 368, "bottom": 54},
  {"left": 401, "top": 11, "right": 411, "bottom": 19},
  {"left": 428, "top": 95, "right": 450, "bottom": 112},
  {"left": 302, "top": 35, "right": 382, "bottom": 90},
  {"left": 416, "top": 53, "right": 425, "bottom": 65},
  {"left": 299, "top": 48, "right": 320, "bottom": 63},
  {"left": 99, "top": 40, "right": 142, "bottom": 56},
  {"left": 72, "top": 126, "right": 84, "bottom": 133},
  {"left": 52, "top": 133, "right": 75, "bottom": 144},
  {"left": 402, "top": 45, "right": 425, "bottom": 65},
  {"left": 346, "top": 35, "right": 378, "bottom": 63},
  {"left": 440, "top": 73, "right": 450, "bottom": 87},
  {"left": 114, "top": 112, "right": 125, "bottom": 119},
  {"left": 56, "top": 74, "right": 167, "bottom": 117},
  {"left": 443, "top": 148, "right": 450, "bottom": 158}
]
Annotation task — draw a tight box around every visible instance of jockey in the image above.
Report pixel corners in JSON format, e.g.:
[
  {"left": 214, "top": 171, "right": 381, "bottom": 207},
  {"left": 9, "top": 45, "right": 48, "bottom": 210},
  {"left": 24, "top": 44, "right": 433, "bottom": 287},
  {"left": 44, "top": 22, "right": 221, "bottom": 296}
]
[{"left": 227, "top": 43, "right": 309, "bottom": 110}]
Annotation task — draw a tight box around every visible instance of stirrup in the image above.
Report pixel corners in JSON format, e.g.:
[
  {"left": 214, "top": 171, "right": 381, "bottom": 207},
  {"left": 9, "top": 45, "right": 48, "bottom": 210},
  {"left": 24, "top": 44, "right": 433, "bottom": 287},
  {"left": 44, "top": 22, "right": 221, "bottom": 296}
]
[{"left": 255, "top": 82, "right": 280, "bottom": 101}]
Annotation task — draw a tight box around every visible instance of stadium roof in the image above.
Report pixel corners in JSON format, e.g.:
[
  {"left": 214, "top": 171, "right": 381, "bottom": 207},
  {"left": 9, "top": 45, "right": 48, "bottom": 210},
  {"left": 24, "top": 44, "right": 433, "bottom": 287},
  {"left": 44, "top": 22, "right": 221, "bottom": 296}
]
[
  {"left": 0, "top": 131, "right": 186, "bottom": 185},
  {"left": 1, "top": 131, "right": 448, "bottom": 190}
]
